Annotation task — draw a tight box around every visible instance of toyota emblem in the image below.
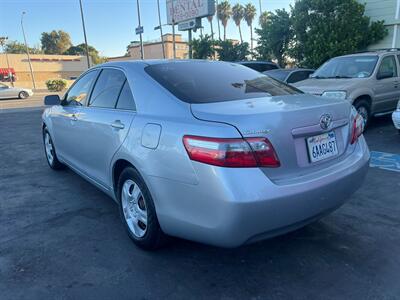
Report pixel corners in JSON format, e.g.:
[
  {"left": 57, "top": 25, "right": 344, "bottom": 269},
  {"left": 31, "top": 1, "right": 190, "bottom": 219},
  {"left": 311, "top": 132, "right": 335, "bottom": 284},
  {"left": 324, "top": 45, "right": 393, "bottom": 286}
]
[{"left": 320, "top": 114, "right": 332, "bottom": 130}]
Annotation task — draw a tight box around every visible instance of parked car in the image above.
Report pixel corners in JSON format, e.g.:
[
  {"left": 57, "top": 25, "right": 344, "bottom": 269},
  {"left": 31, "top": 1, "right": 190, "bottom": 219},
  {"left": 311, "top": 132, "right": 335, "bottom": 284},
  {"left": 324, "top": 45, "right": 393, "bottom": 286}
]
[
  {"left": 42, "top": 60, "right": 369, "bottom": 250},
  {"left": 0, "top": 83, "right": 33, "bottom": 99},
  {"left": 236, "top": 61, "right": 280, "bottom": 72},
  {"left": 392, "top": 99, "right": 400, "bottom": 134},
  {"left": 294, "top": 49, "right": 400, "bottom": 126},
  {"left": 264, "top": 68, "right": 315, "bottom": 84}
]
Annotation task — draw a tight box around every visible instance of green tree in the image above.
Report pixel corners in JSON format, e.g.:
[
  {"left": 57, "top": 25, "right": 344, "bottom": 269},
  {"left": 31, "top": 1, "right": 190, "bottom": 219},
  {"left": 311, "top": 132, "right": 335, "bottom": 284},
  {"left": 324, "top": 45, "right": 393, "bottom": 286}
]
[
  {"left": 64, "top": 43, "right": 106, "bottom": 65},
  {"left": 255, "top": 9, "right": 292, "bottom": 67},
  {"left": 215, "top": 40, "right": 250, "bottom": 61},
  {"left": 290, "top": 0, "right": 387, "bottom": 68},
  {"left": 41, "top": 30, "right": 72, "bottom": 54},
  {"left": 232, "top": 4, "right": 244, "bottom": 43},
  {"left": 4, "top": 40, "right": 42, "bottom": 54},
  {"left": 217, "top": 1, "right": 232, "bottom": 41},
  {"left": 190, "top": 35, "right": 215, "bottom": 59},
  {"left": 244, "top": 3, "right": 257, "bottom": 51}
]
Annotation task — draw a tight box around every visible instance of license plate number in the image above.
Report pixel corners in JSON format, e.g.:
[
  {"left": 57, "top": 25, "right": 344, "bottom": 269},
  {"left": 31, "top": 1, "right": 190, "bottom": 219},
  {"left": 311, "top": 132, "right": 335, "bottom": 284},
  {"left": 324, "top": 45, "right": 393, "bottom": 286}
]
[{"left": 306, "top": 131, "right": 338, "bottom": 163}]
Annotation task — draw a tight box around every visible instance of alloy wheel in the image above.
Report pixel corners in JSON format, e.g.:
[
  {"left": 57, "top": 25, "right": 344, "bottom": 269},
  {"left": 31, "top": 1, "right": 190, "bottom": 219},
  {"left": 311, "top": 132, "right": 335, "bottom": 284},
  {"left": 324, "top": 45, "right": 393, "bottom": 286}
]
[
  {"left": 357, "top": 106, "right": 368, "bottom": 128},
  {"left": 44, "top": 132, "right": 54, "bottom": 165},
  {"left": 121, "top": 179, "right": 148, "bottom": 238}
]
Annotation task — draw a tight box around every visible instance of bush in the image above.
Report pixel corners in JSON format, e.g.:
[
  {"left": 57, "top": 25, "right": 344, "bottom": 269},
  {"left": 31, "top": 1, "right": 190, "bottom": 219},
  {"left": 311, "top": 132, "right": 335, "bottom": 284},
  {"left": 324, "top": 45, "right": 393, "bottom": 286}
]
[{"left": 46, "top": 79, "right": 67, "bottom": 92}]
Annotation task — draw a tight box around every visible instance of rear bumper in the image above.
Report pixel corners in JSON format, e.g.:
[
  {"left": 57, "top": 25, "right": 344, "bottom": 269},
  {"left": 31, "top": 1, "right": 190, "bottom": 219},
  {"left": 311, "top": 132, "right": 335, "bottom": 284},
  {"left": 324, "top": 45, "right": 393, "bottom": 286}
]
[
  {"left": 392, "top": 110, "right": 400, "bottom": 130},
  {"left": 148, "top": 136, "right": 370, "bottom": 248}
]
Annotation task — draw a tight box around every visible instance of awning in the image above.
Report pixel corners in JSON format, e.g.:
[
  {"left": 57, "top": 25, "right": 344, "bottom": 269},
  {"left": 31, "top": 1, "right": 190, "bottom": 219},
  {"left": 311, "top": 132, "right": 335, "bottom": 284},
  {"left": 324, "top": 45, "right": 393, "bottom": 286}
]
[{"left": 0, "top": 68, "right": 16, "bottom": 75}]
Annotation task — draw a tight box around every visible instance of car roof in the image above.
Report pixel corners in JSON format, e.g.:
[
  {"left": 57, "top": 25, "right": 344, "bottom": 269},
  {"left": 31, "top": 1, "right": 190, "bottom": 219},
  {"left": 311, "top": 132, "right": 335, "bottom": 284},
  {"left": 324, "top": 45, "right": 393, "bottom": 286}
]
[
  {"left": 334, "top": 49, "right": 400, "bottom": 59},
  {"left": 236, "top": 61, "right": 277, "bottom": 66},
  {"left": 97, "top": 59, "right": 234, "bottom": 69},
  {"left": 265, "top": 68, "right": 314, "bottom": 73}
]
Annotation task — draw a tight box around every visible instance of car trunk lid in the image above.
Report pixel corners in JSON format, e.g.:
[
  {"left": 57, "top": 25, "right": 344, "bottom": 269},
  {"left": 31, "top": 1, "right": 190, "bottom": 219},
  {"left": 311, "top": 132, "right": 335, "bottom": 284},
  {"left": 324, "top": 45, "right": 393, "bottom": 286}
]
[{"left": 190, "top": 94, "right": 353, "bottom": 181}]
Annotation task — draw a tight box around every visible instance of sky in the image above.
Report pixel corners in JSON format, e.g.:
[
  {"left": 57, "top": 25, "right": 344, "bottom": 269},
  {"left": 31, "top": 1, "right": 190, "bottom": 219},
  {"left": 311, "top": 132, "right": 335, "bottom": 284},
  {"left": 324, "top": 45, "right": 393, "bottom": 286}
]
[{"left": 0, "top": 0, "right": 294, "bottom": 57}]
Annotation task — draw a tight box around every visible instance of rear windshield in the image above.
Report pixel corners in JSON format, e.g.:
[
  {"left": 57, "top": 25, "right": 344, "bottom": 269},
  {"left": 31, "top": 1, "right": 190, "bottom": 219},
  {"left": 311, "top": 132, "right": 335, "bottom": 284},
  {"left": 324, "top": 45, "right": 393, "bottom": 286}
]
[{"left": 145, "top": 61, "right": 302, "bottom": 104}]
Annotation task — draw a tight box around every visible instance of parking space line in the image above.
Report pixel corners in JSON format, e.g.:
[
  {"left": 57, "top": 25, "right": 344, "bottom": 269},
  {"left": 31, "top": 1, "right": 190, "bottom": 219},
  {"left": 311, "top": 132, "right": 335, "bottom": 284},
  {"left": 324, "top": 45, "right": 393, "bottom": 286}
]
[{"left": 370, "top": 151, "right": 400, "bottom": 173}]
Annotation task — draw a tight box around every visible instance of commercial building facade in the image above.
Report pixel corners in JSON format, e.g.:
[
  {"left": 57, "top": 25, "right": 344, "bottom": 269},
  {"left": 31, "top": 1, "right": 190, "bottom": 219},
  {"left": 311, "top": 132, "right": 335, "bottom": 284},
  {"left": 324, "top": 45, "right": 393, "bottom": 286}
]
[
  {"left": 0, "top": 53, "right": 90, "bottom": 88},
  {"left": 108, "top": 34, "right": 189, "bottom": 61}
]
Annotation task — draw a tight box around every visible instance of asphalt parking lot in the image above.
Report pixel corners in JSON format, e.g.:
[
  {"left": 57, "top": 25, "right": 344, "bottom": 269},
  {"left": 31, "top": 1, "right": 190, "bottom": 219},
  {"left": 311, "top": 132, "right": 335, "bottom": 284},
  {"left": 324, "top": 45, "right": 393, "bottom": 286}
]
[{"left": 0, "top": 107, "right": 399, "bottom": 299}]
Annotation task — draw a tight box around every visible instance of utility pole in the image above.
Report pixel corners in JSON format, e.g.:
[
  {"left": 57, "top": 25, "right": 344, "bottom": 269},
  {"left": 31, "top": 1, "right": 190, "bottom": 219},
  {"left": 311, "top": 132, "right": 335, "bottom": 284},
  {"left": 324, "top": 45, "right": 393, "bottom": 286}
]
[
  {"left": 79, "top": 0, "right": 91, "bottom": 68},
  {"left": 136, "top": 0, "right": 144, "bottom": 59},
  {"left": 259, "top": 0, "right": 263, "bottom": 15},
  {"left": 156, "top": 0, "right": 165, "bottom": 59},
  {"left": 0, "top": 37, "right": 14, "bottom": 87},
  {"left": 171, "top": 0, "right": 176, "bottom": 59},
  {"left": 188, "top": 29, "right": 192, "bottom": 59},
  {"left": 21, "top": 12, "right": 36, "bottom": 90}
]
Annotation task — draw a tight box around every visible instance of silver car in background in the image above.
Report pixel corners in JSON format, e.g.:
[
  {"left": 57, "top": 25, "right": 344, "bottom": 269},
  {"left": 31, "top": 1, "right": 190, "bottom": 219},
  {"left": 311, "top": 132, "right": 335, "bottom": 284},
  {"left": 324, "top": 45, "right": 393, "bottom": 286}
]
[
  {"left": 392, "top": 100, "right": 400, "bottom": 133},
  {"left": 0, "top": 83, "right": 33, "bottom": 99},
  {"left": 42, "top": 60, "right": 370, "bottom": 250}
]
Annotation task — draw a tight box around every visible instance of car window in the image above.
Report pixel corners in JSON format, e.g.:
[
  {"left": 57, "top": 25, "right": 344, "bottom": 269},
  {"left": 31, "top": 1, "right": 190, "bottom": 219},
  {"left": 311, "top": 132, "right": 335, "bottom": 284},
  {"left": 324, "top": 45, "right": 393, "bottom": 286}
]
[
  {"left": 145, "top": 61, "right": 302, "bottom": 104},
  {"left": 89, "top": 69, "right": 126, "bottom": 108},
  {"left": 251, "top": 64, "right": 264, "bottom": 72},
  {"left": 377, "top": 56, "right": 398, "bottom": 78},
  {"left": 264, "top": 70, "right": 289, "bottom": 82},
  {"left": 287, "top": 71, "right": 313, "bottom": 84},
  {"left": 64, "top": 70, "right": 98, "bottom": 106},
  {"left": 313, "top": 55, "right": 378, "bottom": 78},
  {"left": 241, "top": 63, "right": 260, "bottom": 72},
  {"left": 261, "top": 64, "right": 279, "bottom": 71},
  {"left": 116, "top": 80, "right": 136, "bottom": 111}
]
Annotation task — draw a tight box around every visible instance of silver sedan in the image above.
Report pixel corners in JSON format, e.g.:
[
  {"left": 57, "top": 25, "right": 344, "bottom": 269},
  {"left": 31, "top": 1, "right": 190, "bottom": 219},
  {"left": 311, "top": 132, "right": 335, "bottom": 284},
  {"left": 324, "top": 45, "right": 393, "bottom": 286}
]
[
  {"left": 0, "top": 83, "right": 33, "bottom": 99},
  {"left": 42, "top": 60, "right": 370, "bottom": 250}
]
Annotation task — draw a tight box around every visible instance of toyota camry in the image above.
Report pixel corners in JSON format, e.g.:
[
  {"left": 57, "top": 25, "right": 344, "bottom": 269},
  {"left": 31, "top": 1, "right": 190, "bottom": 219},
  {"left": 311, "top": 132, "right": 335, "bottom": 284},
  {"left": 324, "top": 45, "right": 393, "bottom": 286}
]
[{"left": 42, "top": 60, "right": 370, "bottom": 249}]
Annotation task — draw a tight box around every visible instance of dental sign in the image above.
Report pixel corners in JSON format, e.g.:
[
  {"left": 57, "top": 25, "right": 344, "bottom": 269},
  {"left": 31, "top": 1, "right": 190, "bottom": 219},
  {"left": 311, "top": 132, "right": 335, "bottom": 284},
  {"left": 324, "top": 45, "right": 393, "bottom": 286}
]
[{"left": 166, "top": 0, "right": 215, "bottom": 24}]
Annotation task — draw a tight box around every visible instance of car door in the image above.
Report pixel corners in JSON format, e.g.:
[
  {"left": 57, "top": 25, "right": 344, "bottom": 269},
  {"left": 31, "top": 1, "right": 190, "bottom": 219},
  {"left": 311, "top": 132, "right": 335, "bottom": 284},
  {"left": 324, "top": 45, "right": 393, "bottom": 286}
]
[
  {"left": 374, "top": 55, "right": 400, "bottom": 112},
  {"left": 0, "top": 83, "right": 14, "bottom": 98},
  {"left": 73, "top": 68, "right": 136, "bottom": 188},
  {"left": 50, "top": 69, "right": 99, "bottom": 166}
]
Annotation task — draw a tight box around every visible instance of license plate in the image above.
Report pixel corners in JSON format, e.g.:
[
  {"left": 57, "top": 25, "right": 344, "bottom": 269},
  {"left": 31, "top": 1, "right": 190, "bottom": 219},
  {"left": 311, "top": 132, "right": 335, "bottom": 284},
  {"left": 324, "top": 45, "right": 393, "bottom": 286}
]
[{"left": 306, "top": 131, "right": 338, "bottom": 163}]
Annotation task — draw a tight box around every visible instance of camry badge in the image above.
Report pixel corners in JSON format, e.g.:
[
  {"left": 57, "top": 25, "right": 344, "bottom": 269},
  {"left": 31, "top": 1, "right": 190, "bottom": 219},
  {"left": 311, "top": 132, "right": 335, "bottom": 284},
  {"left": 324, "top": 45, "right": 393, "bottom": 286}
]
[{"left": 320, "top": 114, "right": 332, "bottom": 130}]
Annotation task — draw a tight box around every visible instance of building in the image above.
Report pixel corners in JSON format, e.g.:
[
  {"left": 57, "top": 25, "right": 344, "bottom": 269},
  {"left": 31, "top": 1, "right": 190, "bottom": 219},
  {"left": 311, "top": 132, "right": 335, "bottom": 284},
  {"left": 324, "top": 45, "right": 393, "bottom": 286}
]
[
  {"left": 108, "top": 34, "right": 189, "bottom": 61},
  {"left": 358, "top": 0, "right": 400, "bottom": 48},
  {"left": 0, "top": 53, "right": 90, "bottom": 89}
]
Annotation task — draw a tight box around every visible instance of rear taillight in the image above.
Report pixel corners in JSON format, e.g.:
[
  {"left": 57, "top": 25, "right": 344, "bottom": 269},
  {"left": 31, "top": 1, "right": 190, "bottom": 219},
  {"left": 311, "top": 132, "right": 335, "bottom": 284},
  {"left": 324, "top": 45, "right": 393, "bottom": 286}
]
[
  {"left": 351, "top": 113, "right": 364, "bottom": 144},
  {"left": 182, "top": 135, "right": 280, "bottom": 168}
]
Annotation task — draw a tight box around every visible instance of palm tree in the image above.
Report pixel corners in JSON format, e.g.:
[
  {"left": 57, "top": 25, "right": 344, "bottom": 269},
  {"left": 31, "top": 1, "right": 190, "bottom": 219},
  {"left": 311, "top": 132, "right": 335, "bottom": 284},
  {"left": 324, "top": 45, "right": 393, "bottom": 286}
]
[
  {"left": 259, "top": 11, "right": 271, "bottom": 27},
  {"left": 244, "top": 3, "right": 257, "bottom": 51},
  {"left": 232, "top": 4, "right": 244, "bottom": 43},
  {"left": 217, "top": 0, "right": 232, "bottom": 41},
  {"left": 207, "top": 15, "right": 214, "bottom": 40}
]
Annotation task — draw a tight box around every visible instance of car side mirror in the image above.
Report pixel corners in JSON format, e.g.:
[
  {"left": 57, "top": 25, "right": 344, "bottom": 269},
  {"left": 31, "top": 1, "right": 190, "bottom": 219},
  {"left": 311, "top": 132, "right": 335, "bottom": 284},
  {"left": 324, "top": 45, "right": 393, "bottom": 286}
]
[
  {"left": 377, "top": 71, "right": 393, "bottom": 80},
  {"left": 44, "top": 95, "right": 61, "bottom": 106}
]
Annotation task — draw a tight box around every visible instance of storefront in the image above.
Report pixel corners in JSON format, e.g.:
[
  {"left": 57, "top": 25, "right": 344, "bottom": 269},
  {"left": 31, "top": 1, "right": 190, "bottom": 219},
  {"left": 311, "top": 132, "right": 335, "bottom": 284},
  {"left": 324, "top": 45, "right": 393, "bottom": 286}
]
[{"left": 0, "top": 54, "right": 90, "bottom": 88}]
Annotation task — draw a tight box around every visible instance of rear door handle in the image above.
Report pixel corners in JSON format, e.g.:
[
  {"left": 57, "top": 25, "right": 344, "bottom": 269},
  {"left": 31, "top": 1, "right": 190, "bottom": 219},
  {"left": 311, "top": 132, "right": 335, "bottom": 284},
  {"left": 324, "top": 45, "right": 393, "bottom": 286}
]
[{"left": 111, "top": 120, "right": 125, "bottom": 130}]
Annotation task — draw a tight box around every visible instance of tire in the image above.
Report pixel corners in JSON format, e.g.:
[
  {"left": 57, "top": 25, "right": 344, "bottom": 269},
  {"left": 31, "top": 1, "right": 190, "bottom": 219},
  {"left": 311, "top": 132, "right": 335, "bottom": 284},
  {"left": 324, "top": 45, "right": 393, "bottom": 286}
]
[
  {"left": 19, "top": 91, "right": 29, "bottom": 99},
  {"left": 353, "top": 99, "right": 371, "bottom": 128},
  {"left": 43, "top": 127, "right": 64, "bottom": 170},
  {"left": 117, "top": 167, "right": 167, "bottom": 250}
]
